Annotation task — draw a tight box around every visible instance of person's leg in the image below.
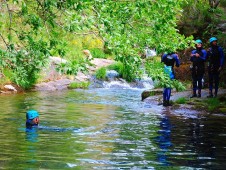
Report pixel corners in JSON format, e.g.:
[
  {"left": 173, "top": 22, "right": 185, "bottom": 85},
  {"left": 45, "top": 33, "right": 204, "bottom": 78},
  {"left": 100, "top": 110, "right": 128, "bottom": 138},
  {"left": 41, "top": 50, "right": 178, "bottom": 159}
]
[
  {"left": 191, "top": 74, "right": 197, "bottom": 98},
  {"left": 165, "top": 88, "right": 172, "bottom": 106},
  {"left": 208, "top": 72, "right": 214, "bottom": 98},
  {"left": 214, "top": 73, "right": 220, "bottom": 97},
  {"left": 197, "top": 75, "right": 203, "bottom": 98},
  {"left": 163, "top": 88, "right": 167, "bottom": 106}
]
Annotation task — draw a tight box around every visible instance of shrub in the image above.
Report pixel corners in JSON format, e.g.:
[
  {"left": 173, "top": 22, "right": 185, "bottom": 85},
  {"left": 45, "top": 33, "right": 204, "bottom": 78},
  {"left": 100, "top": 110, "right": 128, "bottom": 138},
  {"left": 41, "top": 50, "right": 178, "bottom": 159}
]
[
  {"left": 90, "top": 48, "right": 106, "bottom": 59},
  {"left": 107, "top": 62, "right": 123, "bottom": 77},
  {"left": 68, "top": 82, "right": 90, "bottom": 89},
  {"left": 95, "top": 67, "right": 107, "bottom": 80}
]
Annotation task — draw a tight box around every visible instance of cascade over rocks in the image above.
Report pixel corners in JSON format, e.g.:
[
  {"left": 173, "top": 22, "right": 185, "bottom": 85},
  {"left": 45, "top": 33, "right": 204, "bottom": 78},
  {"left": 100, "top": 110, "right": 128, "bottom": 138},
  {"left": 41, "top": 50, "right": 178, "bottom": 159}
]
[{"left": 34, "top": 57, "right": 115, "bottom": 91}]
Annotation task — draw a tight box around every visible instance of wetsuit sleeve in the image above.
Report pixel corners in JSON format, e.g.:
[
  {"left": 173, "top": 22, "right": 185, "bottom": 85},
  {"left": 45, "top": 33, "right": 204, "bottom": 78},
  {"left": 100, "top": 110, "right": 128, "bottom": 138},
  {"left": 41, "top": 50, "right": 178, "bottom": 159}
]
[
  {"left": 161, "top": 54, "right": 166, "bottom": 63},
  {"left": 219, "top": 47, "right": 225, "bottom": 67},
  {"left": 200, "top": 49, "right": 207, "bottom": 61},
  {"left": 190, "top": 50, "right": 196, "bottom": 62},
  {"left": 174, "top": 54, "right": 180, "bottom": 67}
]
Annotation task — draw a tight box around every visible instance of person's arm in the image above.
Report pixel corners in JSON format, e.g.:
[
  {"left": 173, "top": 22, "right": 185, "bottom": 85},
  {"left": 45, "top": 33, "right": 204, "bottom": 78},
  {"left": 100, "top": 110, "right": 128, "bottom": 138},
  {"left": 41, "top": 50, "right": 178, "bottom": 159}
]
[
  {"left": 161, "top": 54, "right": 166, "bottom": 63},
  {"left": 174, "top": 54, "right": 180, "bottom": 67},
  {"left": 190, "top": 50, "right": 196, "bottom": 62},
  {"left": 219, "top": 47, "right": 225, "bottom": 67},
  {"left": 200, "top": 49, "right": 207, "bottom": 61}
]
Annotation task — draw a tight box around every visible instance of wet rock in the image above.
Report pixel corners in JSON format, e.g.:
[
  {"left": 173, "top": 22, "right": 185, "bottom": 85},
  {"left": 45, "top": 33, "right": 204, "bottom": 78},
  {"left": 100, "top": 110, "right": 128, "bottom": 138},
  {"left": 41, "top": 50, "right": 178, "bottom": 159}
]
[
  {"left": 106, "top": 70, "right": 119, "bottom": 80},
  {"left": 35, "top": 79, "right": 72, "bottom": 91},
  {"left": 141, "top": 89, "right": 162, "bottom": 101}
]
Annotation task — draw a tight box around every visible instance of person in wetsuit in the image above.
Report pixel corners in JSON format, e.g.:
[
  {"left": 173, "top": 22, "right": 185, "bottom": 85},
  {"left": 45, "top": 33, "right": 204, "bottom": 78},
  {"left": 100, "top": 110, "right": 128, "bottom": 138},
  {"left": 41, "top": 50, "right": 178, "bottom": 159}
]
[
  {"left": 190, "top": 39, "right": 207, "bottom": 98},
  {"left": 26, "top": 110, "right": 39, "bottom": 129},
  {"left": 161, "top": 52, "right": 180, "bottom": 107},
  {"left": 207, "top": 37, "right": 224, "bottom": 97}
]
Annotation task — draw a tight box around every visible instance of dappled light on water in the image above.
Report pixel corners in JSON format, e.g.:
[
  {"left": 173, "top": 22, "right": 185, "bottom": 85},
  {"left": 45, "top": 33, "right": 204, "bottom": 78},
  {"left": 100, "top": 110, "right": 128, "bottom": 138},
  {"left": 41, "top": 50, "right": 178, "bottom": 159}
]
[{"left": 0, "top": 89, "right": 226, "bottom": 169}]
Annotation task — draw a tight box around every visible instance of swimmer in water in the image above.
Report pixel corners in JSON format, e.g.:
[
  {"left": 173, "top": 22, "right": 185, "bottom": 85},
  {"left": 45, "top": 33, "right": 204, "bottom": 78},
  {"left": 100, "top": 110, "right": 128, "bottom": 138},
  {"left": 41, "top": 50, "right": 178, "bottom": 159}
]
[{"left": 26, "top": 110, "right": 39, "bottom": 128}]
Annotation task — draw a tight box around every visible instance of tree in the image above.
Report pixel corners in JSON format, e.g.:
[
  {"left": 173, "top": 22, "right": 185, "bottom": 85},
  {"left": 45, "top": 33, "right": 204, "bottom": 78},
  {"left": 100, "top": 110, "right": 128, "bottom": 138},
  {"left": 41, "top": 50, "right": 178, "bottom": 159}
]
[
  {"left": 209, "top": 0, "right": 220, "bottom": 8},
  {"left": 0, "top": 0, "right": 192, "bottom": 88}
]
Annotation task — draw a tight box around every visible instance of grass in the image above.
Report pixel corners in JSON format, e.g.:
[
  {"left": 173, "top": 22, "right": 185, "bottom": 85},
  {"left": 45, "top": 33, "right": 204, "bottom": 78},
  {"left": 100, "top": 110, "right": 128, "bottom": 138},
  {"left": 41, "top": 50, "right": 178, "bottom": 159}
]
[
  {"left": 68, "top": 81, "right": 90, "bottom": 89},
  {"left": 95, "top": 67, "right": 107, "bottom": 80},
  {"left": 205, "top": 98, "right": 221, "bottom": 112},
  {"left": 175, "top": 97, "right": 188, "bottom": 104},
  {"left": 107, "top": 62, "right": 123, "bottom": 77}
]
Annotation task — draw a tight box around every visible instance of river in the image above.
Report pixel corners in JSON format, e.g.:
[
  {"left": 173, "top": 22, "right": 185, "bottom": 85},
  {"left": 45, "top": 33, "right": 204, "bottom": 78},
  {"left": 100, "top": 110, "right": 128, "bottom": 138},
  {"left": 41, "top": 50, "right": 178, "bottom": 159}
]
[{"left": 0, "top": 88, "right": 226, "bottom": 169}]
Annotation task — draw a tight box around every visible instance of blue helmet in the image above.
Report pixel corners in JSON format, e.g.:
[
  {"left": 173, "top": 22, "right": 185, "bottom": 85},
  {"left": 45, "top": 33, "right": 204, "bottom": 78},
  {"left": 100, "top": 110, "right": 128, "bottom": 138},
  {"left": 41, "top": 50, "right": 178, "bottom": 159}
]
[
  {"left": 195, "top": 39, "right": 202, "bottom": 44},
  {"left": 209, "top": 37, "right": 217, "bottom": 43},
  {"left": 26, "top": 110, "right": 39, "bottom": 120}
]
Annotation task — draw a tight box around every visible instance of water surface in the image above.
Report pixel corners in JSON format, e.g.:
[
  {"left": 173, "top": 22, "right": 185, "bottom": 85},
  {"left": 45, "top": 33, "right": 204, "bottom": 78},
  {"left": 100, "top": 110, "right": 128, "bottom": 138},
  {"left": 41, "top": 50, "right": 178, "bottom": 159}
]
[{"left": 0, "top": 88, "right": 226, "bottom": 169}]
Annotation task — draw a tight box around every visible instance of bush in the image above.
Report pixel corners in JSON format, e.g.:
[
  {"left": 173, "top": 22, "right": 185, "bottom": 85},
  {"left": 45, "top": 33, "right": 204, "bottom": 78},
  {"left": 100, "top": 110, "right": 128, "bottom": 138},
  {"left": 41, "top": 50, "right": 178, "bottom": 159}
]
[
  {"left": 90, "top": 48, "right": 106, "bottom": 59},
  {"left": 68, "top": 82, "right": 90, "bottom": 89},
  {"left": 95, "top": 67, "right": 107, "bottom": 80},
  {"left": 107, "top": 62, "right": 123, "bottom": 77}
]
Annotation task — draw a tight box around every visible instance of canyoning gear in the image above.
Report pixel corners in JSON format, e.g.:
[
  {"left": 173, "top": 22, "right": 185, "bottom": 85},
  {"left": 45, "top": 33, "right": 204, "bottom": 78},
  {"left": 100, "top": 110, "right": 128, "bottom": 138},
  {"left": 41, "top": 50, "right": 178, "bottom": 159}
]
[
  {"left": 163, "top": 100, "right": 172, "bottom": 107},
  {"left": 26, "top": 110, "right": 39, "bottom": 128},
  {"left": 207, "top": 90, "right": 214, "bottom": 98},
  {"left": 207, "top": 41, "right": 224, "bottom": 97},
  {"left": 162, "top": 53, "right": 180, "bottom": 68},
  {"left": 209, "top": 37, "right": 217, "bottom": 43},
  {"left": 164, "top": 65, "right": 174, "bottom": 79},
  {"left": 161, "top": 53, "right": 180, "bottom": 79},
  {"left": 195, "top": 39, "right": 202, "bottom": 44},
  {"left": 26, "top": 110, "right": 39, "bottom": 120},
  {"left": 197, "top": 90, "right": 201, "bottom": 98},
  {"left": 161, "top": 53, "right": 180, "bottom": 107},
  {"left": 190, "top": 45, "right": 207, "bottom": 98},
  {"left": 190, "top": 91, "right": 197, "bottom": 98},
  {"left": 208, "top": 46, "right": 224, "bottom": 71}
]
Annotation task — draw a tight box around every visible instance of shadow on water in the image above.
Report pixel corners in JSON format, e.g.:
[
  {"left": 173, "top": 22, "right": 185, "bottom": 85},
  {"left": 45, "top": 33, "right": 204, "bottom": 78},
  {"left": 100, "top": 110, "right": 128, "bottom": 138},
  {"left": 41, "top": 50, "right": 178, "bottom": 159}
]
[{"left": 1, "top": 88, "right": 226, "bottom": 169}]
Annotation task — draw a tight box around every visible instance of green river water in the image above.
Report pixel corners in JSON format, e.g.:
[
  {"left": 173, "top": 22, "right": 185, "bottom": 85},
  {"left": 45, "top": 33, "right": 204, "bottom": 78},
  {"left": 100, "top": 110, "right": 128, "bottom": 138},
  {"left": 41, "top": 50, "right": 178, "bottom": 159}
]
[{"left": 0, "top": 88, "right": 226, "bottom": 169}]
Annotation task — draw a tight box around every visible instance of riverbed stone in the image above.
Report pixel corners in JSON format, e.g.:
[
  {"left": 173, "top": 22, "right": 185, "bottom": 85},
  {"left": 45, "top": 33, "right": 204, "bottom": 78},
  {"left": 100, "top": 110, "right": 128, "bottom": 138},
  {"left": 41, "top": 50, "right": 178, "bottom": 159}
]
[{"left": 141, "top": 89, "right": 162, "bottom": 101}]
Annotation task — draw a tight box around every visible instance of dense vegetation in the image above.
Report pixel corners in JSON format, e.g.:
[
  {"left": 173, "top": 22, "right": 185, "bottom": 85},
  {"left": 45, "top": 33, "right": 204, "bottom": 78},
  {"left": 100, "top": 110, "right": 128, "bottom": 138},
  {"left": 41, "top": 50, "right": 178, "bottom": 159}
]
[{"left": 0, "top": 0, "right": 225, "bottom": 89}]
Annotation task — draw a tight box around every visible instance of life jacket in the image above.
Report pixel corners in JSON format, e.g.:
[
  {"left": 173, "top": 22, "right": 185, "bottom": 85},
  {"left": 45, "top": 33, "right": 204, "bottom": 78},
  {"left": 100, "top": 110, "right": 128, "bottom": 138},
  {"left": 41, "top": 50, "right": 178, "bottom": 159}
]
[{"left": 162, "top": 54, "right": 176, "bottom": 79}]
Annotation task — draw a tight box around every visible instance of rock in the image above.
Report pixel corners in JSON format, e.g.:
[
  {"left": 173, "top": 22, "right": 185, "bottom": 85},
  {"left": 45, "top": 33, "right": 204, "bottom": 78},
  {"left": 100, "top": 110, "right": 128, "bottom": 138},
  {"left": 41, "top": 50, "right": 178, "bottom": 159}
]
[
  {"left": 35, "top": 58, "right": 115, "bottom": 91},
  {"left": 4, "top": 85, "right": 17, "bottom": 92},
  {"left": 83, "top": 50, "right": 93, "bottom": 60},
  {"left": 35, "top": 79, "right": 72, "bottom": 91},
  {"left": 106, "top": 70, "right": 119, "bottom": 79},
  {"left": 49, "top": 56, "right": 67, "bottom": 65},
  {"left": 141, "top": 89, "right": 162, "bottom": 101}
]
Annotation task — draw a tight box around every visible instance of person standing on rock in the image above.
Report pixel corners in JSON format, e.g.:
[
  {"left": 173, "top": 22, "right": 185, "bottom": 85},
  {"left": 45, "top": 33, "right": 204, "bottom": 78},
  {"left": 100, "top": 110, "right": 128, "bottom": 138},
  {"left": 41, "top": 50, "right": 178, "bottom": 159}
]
[
  {"left": 207, "top": 37, "right": 224, "bottom": 97},
  {"left": 190, "top": 39, "right": 207, "bottom": 98},
  {"left": 161, "top": 52, "right": 180, "bottom": 106}
]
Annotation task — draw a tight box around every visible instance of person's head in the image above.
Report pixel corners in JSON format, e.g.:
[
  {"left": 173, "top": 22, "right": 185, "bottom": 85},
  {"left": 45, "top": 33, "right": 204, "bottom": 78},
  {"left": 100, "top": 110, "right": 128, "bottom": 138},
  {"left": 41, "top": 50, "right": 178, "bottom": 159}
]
[
  {"left": 195, "top": 39, "right": 203, "bottom": 48},
  {"left": 26, "top": 110, "right": 39, "bottom": 127},
  {"left": 209, "top": 37, "right": 217, "bottom": 46}
]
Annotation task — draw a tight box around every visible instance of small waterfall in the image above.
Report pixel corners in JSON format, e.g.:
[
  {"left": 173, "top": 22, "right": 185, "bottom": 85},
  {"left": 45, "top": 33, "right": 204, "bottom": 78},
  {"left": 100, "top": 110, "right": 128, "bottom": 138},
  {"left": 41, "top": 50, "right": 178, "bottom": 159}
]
[
  {"left": 89, "top": 70, "right": 154, "bottom": 90},
  {"left": 103, "top": 80, "right": 131, "bottom": 89}
]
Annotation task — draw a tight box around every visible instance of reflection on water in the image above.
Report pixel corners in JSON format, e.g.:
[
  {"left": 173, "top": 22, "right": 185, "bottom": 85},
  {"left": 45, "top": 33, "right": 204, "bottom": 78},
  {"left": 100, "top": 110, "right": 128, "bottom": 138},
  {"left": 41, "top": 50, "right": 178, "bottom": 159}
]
[{"left": 0, "top": 89, "right": 226, "bottom": 169}]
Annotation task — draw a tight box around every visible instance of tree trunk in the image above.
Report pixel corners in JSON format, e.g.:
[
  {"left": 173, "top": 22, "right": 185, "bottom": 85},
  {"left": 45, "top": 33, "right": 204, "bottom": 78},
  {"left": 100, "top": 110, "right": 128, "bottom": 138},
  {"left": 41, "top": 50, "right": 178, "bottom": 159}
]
[{"left": 209, "top": 0, "right": 220, "bottom": 8}]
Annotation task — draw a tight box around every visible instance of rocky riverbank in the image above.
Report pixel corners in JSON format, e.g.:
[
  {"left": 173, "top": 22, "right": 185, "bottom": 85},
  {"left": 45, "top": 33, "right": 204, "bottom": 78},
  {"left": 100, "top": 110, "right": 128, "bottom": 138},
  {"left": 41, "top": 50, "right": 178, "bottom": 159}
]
[
  {"left": 142, "top": 88, "right": 226, "bottom": 115},
  {"left": 0, "top": 57, "right": 115, "bottom": 93}
]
